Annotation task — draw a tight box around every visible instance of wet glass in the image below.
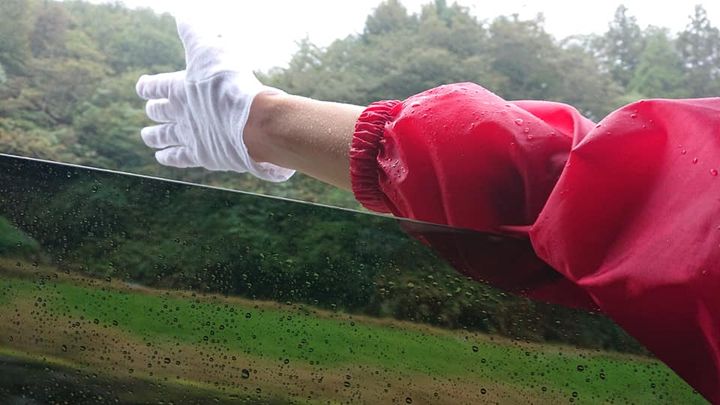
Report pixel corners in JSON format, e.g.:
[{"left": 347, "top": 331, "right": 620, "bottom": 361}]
[{"left": 0, "top": 154, "right": 704, "bottom": 404}]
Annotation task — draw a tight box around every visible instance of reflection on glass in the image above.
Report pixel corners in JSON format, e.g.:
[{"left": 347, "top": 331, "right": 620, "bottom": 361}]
[{"left": 0, "top": 154, "right": 704, "bottom": 404}]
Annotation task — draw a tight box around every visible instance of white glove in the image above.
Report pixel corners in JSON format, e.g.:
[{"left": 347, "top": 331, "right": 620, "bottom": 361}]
[{"left": 135, "top": 19, "right": 295, "bottom": 182}]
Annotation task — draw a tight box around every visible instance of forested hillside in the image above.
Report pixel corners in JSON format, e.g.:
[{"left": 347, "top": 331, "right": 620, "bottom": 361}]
[{"left": 1, "top": 0, "right": 719, "bottom": 207}]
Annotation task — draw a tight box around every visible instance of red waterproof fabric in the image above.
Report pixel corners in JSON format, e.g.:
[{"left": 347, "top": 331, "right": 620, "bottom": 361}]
[{"left": 350, "top": 82, "right": 720, "bottom": 402}]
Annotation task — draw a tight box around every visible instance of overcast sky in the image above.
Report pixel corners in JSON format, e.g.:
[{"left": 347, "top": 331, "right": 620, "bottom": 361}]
[{"left": 91, "top": 0, "right": 720, "bottom": 71}]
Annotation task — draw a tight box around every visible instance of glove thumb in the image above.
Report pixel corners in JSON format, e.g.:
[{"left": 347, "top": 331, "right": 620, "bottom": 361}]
[{"left": 175, "top": 16, "right": 230, "bottom": 80}]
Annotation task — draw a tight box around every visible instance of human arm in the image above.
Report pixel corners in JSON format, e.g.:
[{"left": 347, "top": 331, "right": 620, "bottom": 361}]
[
  {"left": 136, "top": 19, "right": 363, "bottom": 188},
  {"left": 244, "top": 93, "right": 363, "bottom": 191},
  {"left": 347, "top": 83, "right": 720, "bottom": 402},
  {"left": 138, "top": 19, "right": 720, "bottom": 402}
]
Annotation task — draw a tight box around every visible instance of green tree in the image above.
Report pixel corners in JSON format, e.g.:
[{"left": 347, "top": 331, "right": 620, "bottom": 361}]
[
  {"left": 554, "top": 41, "right": 621, "bottom": 119},
  {"left": 677, "top": 5, "right": 720, "bottom": 97},
  {"left": 1, "top": 1, "right": 109, "bottom": 126},
  {"left": 487, "top": 15, "right": 563, "bottom": 100},
  {"left": 416, "top": 0, "right": 486, "bottom": 58},
  {"left": 595, "top": 5, "right": 645, "bottom": 89},
  {"left": 268, "top": 4, "right": 616, "bottom": 120},
  {"left": 265, "top": 38, "right": 327, "bottom": 99},
  {"left": 22, "top": 56, "right": 107, "bottom": 124},
  {"left": 61, "top": 1, "right": 184, "bottom": 73},
  {"left": 0, "top": 0, "right": 32, "bottom": 74},
  {"left": 30, "top": 1, "right": 70, "bottom": 58},
  {"left": 628, "top": 27, "right": 687, "bottom": 98},
  {"left": 269, "top": 0, "right": 504, "bottom": 104},
  {"left": 72, "top": 71, "right": 152, "bottom": 169},
  {"left": 364, "top": 0, "right": 414, "bottom": 36},
  {"left": 0, "top": 118, "right": 74, "bottom": 161}
]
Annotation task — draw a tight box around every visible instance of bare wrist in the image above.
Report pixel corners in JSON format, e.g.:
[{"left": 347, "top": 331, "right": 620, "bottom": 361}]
[
  {"left": 244, "top": 90, "right": 288, "bottom": 165},
  {"left": 244, "top": 91, "right": 364, "bottom": 190}
]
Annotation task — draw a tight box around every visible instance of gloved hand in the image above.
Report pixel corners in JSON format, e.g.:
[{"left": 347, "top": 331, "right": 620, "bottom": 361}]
[{"left": 135, "top": 19, "right": 295, "bottom": 182}]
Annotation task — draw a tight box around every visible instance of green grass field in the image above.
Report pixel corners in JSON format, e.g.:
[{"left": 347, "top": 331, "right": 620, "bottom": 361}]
[{"left": 0, "top": 269, "right": 706, "bottom": 404}]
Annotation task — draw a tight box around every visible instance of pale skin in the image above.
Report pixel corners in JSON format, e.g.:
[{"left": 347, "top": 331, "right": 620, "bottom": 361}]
[{"left": 244, "top": 92, "right": 365, "bottom": 191}]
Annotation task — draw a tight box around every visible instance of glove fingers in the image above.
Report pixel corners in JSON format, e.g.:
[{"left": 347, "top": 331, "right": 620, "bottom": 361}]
[
  {"left": 145, "top": 99, "right": 176, "bottom": 123},
  {"left": 141, "top": 124, "right": 181, "bottom": 149},
  {"left": 155, "top": 147, "right": 197, "bottom": 168},
  {"left": 136, "top": 71, "right": 184, "bottom": 100}
]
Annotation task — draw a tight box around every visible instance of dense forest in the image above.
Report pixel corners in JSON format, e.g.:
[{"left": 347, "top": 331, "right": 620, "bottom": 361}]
[{"left": 1, "top": 0, "right": 719, "bottom": 207}]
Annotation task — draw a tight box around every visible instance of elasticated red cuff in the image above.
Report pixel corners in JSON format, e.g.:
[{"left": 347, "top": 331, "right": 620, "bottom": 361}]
[{"left": 350, "top": 100, "right": 401, "bottom": 213}]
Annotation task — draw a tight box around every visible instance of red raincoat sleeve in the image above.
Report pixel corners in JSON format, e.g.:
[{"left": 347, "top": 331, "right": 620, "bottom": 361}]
[{"left": 350, "top": 82, "right": 720, "bottom": 402}]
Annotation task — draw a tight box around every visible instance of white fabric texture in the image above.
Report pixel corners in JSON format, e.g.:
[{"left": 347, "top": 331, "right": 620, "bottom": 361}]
[{"left": 136, "top": 20, "right": 295, "bottom": 182}]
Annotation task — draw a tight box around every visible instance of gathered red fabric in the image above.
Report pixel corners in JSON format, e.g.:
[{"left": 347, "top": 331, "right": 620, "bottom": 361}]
[{"left": 350, "top": 82, "right": 720, "bottom": 402}]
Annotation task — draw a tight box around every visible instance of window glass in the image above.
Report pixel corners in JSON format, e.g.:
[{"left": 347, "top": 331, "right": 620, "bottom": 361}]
[{"left": 0, "top": 154, "right": 703, "bottom": 404}]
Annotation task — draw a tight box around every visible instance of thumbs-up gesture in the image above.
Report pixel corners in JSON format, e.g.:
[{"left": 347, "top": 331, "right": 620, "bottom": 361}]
[{"left": 135, "top": 19, "right": 295, "bottom": 182}]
